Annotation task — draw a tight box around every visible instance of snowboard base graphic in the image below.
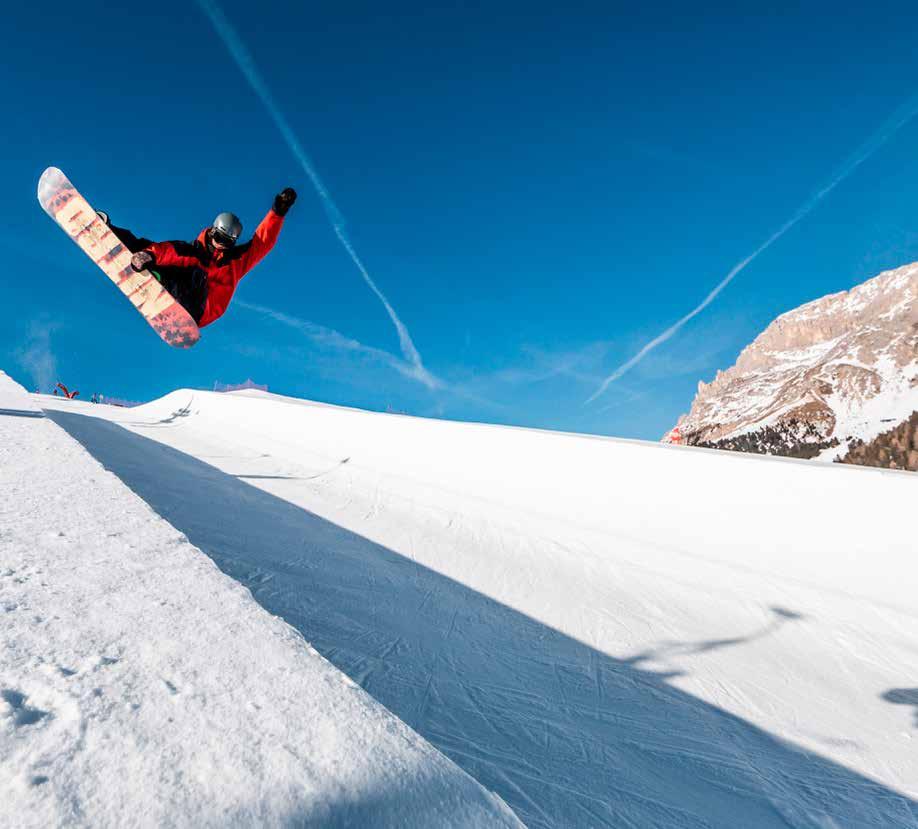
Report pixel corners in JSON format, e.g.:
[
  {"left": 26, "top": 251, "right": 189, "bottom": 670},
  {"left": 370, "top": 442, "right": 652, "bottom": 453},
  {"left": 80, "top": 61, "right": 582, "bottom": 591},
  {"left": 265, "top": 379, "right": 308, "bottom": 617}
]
[{"left": 37, "top": 167, "right": 200, "bottom": 348}]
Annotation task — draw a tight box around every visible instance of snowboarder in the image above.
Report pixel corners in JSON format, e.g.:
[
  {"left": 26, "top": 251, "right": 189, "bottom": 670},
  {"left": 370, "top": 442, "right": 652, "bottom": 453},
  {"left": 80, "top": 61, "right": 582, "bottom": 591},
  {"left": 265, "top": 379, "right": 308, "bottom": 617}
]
[{"left": 98, "top": 187, "right": 297, "bottom": 327}]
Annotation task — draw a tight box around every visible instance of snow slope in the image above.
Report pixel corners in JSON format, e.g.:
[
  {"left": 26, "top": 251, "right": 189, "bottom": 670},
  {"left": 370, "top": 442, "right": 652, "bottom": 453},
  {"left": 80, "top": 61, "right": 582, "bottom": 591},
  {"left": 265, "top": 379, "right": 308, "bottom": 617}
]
[
  {"left": 37, "top": 386, "right": 918, "bottom": 827},
  {"left": 0, "top": 371, "right": 521, "bottom": 828}
]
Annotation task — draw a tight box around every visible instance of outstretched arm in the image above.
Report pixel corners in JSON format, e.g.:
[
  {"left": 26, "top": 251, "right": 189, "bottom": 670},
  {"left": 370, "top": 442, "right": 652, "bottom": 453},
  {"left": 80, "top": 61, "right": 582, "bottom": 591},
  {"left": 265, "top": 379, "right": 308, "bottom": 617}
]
[{"left": 233, "top": 188, "right": 297, "bottom": 280}]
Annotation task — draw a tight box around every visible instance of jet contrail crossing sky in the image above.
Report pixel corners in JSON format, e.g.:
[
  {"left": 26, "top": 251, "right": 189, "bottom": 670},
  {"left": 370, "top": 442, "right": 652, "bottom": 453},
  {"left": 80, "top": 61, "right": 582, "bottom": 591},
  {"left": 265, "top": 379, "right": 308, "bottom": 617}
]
[
  {"left": 586, "top": 93, "right": 918, "bottom": 404},
  {"left": 196, "top": 0, "right": 437, "bottom": 390}
]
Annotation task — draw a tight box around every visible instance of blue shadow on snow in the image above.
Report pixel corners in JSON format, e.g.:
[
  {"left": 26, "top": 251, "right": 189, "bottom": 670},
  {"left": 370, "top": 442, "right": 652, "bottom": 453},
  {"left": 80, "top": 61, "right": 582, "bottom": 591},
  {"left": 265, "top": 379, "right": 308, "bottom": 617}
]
[{"left": 47, "top": 410, "right": 917, "bottom": 829}]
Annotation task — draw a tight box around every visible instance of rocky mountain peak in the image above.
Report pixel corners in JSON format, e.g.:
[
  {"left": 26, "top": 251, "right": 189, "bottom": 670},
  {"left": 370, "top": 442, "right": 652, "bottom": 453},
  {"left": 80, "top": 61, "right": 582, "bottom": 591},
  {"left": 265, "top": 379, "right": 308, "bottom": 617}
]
[{"left": 665, "top": 262, "right": 918, "bottom": 461}]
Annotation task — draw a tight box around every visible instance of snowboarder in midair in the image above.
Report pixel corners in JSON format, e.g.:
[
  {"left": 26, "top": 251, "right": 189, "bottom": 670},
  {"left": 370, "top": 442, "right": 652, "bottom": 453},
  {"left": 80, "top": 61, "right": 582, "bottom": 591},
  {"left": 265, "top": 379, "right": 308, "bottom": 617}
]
[{"left": 99, "top": 187, "right": 297, "bottom": 327}]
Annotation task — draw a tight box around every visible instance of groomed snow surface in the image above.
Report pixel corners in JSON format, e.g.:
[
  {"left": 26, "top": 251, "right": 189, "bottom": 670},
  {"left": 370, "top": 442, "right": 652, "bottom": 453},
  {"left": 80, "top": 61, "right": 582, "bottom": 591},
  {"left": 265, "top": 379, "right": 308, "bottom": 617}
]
[
  {"left": 0, "top": 372, "right": 521, "bottom": 829},
  {"left": 4, "top": 374, "right": 918, "bottom": 827}
]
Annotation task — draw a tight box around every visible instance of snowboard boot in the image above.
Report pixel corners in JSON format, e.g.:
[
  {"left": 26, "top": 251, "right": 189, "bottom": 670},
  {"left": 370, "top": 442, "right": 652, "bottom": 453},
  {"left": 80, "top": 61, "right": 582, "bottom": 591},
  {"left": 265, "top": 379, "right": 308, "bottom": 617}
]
[{"left": 96, "top": 210, "right": 110, "bottom": 226}]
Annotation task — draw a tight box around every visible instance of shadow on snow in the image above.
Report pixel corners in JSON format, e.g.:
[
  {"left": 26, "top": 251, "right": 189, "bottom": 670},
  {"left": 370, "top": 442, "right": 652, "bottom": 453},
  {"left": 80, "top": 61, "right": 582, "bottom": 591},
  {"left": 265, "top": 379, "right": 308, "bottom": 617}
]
[
  {"left": 47, "top": 410, "right": 917, "bottom": 829},
  {"left": 882, "top": 689, "right": 918, "bottom": 729}
]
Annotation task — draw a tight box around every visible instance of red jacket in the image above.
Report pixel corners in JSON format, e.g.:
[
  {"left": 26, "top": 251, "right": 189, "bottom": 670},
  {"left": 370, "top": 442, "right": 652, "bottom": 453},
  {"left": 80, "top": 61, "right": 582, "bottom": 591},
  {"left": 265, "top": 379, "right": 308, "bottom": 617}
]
[{"left": 146, "top": 208, "right": 285, "bottom": 327}]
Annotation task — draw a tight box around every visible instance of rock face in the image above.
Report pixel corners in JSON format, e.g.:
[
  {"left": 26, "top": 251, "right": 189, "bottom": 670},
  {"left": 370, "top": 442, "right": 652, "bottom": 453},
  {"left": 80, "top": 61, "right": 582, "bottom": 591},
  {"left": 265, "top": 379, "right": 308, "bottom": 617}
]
[
  {"left": 665, "top": 262, "right": 918, "bottom": 461},
  {"left": 841, "top": 411, "right": 918, "bottom": 471}
]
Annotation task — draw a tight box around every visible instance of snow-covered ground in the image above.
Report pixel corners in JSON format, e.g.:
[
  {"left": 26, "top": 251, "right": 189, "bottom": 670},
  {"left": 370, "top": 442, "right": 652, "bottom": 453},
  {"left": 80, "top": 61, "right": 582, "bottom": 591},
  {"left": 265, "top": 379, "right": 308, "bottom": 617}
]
[
  {"left": 0, "top": 372, "right": 521, "bottom": 828},
  {"left": 29, "top": 383, "right": 918, "bottom": 827}
]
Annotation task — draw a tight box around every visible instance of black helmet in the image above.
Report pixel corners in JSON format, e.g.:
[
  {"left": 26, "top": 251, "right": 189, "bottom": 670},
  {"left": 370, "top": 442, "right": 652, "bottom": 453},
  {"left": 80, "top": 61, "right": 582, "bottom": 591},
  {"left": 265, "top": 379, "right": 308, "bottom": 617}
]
[{"left": 210, "top": 212, "right": 242, "bottom": 248}]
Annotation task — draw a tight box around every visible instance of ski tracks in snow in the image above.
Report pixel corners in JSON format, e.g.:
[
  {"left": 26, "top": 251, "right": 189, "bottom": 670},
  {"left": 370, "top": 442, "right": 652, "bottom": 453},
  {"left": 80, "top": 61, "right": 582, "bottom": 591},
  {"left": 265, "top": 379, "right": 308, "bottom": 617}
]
[{"left": 38, "top": 390, "right": 918, "bottom": 828}]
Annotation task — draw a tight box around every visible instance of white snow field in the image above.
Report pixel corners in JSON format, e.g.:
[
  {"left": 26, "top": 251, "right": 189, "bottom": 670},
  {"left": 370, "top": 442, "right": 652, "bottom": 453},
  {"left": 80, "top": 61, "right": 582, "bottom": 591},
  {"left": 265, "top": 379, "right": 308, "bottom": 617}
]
[
  {"left": 0, "top": 371, "right": 522, "bottom": 829},
  {"left": 32, "top": 382, "right": 918, "bottom": 828}
]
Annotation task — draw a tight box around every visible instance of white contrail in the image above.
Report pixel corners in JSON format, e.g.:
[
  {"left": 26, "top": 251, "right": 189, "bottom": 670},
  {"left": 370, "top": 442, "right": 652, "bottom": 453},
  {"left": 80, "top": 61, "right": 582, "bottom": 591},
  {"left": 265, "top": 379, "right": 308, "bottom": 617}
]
[
  {"left": 238, "top": 301, "right": 441, "bottom": 389},
  {"left": 196, "top": 0, "right": 433, "bottom": 386},
  {"left": 235, "top": 302, "right": 522, "bottom": 412},
  {"left": 587, "top": 94, "right": 918, "bottom": 404}
]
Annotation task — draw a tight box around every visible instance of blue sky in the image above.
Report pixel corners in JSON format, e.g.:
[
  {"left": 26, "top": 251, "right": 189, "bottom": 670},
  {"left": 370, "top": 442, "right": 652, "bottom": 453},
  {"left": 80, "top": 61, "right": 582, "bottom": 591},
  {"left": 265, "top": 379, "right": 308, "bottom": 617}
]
[{"left": 5, "top": 1, "right": 918, "bottom": 438}]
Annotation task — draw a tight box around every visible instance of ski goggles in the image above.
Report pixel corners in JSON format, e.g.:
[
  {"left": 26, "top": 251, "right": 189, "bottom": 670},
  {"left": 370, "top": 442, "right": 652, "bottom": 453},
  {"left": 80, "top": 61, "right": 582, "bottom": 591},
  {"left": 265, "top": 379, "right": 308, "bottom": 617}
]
[{"left": 211, "top": 228, "right": 238, "bottom": 248}]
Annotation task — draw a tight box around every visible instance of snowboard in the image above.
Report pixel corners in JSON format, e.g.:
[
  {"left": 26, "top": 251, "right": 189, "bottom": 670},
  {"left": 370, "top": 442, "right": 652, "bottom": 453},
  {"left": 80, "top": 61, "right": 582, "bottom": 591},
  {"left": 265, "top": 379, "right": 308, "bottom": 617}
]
[{"left": 37, "top": 167, "right": 200, "bottom": 348}]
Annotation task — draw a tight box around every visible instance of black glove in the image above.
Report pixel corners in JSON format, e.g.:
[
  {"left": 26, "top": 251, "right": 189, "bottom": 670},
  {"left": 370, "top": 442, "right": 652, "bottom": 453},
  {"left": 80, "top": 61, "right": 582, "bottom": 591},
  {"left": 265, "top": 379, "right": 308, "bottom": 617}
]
[
  {"left": 131, "top": 250, "right": 155, "bottom": 273},
  {"left": 273, "top": 187, "right": 297, "bottom": 217}
]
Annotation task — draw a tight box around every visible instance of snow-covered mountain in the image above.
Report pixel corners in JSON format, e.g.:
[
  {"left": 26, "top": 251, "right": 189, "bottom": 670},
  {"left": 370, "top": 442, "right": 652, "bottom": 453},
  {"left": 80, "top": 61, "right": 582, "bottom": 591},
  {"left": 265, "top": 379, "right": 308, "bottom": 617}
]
[
  {"left": 666, "top": 262, "right": 918, "bottom": 463},
  {"left": 16, "top": 375, "right": 918, "bottom": 827}
]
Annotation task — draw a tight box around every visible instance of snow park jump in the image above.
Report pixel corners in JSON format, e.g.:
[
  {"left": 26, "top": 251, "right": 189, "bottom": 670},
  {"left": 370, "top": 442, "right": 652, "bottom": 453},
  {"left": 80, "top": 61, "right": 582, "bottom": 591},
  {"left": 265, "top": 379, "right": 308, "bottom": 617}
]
[{"left": 7, "top": 3, "right": 918, "bottom": 828}]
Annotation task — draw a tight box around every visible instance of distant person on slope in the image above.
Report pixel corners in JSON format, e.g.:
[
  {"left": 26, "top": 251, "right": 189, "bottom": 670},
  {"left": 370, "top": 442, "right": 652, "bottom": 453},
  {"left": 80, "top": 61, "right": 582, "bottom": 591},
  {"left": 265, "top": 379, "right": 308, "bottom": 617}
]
[{"left": 98, "top": 187, "right": 297, "bottom": 327}]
